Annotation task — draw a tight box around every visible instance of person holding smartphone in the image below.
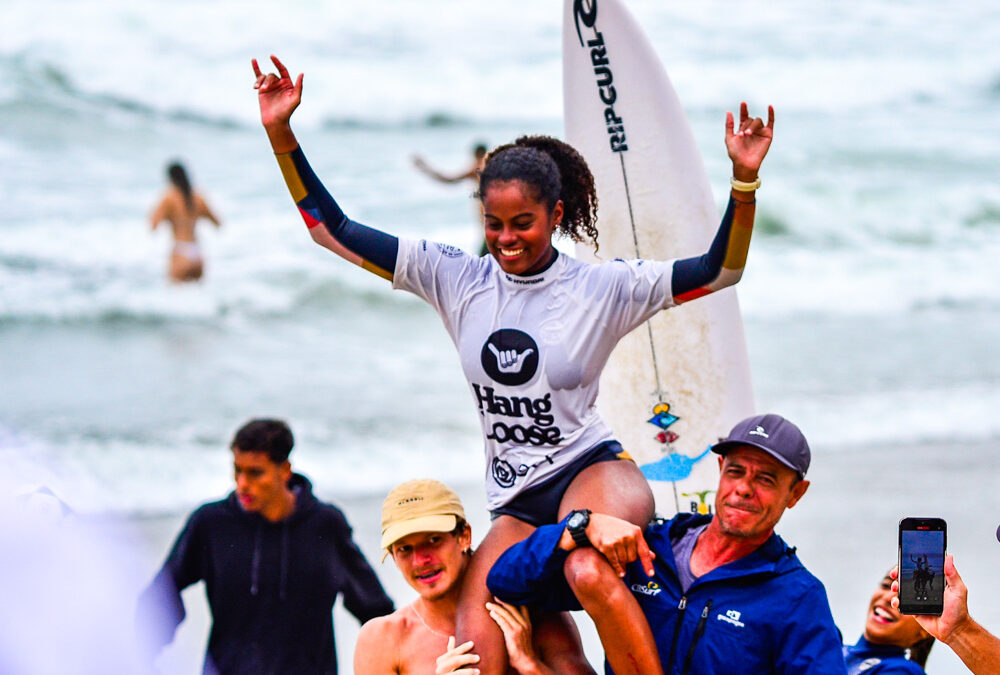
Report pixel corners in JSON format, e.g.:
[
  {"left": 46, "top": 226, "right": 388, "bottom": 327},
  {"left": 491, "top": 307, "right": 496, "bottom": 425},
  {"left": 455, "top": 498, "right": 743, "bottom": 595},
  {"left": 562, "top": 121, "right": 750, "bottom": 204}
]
[
  {"left": 843, "top": 570, "right": 933, "bottom": 674},
  {"left": 891, "top": 556, "right": 1000, "bottom": 675}
]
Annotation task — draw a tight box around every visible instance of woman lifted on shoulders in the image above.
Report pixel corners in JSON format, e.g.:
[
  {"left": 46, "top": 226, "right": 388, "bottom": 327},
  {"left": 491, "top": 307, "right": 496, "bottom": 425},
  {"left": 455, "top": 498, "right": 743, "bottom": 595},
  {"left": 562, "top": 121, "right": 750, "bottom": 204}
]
[{"left": 253, "top": 55, "right": 773, "bottom": 675}]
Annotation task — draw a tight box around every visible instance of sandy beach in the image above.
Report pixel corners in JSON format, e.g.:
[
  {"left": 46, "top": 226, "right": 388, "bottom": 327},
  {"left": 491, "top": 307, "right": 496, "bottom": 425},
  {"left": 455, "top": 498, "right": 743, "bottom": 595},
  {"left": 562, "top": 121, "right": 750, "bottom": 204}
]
[{"left": 129, "top": 437, "right": 1000, "bottom": 674}]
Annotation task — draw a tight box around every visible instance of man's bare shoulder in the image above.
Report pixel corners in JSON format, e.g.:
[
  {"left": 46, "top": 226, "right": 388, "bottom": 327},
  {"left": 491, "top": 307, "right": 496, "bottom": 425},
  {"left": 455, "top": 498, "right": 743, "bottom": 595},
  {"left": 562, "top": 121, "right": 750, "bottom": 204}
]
[
  {"left": 355, "top": 611, "right": 404, "bottom": 673},
  {"left": 359, "top": 605, "right": 411, "bottom": 641},
  {"left": 355, "top": 602, "right": 449, "bottom": 675}
]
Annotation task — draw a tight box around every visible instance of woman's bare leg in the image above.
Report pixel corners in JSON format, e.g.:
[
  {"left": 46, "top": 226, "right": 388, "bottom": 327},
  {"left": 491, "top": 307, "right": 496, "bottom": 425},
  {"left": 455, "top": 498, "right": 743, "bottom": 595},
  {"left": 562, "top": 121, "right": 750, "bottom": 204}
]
[
  {"left": 559, "top": 460, "right": 663, "bottom": 675},
  {"left": 455, "top": 515, "right": 536, "bottom": 675}
]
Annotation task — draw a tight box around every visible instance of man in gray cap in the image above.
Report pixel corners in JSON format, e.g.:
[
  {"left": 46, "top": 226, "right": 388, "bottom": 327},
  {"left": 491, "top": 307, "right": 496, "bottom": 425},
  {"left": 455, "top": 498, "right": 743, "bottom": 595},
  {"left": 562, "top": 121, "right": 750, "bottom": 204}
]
[{"left": 488, "top": 413, "right": 847, "bottom": 674}]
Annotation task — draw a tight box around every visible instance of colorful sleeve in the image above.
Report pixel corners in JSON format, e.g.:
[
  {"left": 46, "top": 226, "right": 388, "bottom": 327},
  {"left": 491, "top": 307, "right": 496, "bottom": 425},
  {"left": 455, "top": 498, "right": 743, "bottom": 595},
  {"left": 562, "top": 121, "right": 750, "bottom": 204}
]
[
  {"left": 670, "top": 196, "right": 754, "bottom": 303},
  {"left": 275, "top": 146, "right": 399, "bottom": 281}
]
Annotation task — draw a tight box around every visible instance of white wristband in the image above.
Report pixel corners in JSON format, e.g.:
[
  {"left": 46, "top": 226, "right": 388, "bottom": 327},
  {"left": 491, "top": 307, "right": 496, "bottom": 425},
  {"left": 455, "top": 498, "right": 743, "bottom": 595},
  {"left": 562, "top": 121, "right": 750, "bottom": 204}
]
[{"left": 730, "top": 176, "right": 761, "bottom": 192}]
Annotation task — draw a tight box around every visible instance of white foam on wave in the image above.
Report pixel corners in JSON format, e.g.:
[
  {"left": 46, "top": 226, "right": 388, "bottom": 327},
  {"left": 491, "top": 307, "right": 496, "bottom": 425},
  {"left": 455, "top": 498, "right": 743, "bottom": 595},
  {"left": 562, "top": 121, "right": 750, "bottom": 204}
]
[
  {"left": 5, "top": 0, "right": 996, "bottom": 127},
  {"left": 0, "top": 419, "right": 483, "bottom": 515},
  {"left": 764, "top": 380, "right": 1000, "bottom": 450}
]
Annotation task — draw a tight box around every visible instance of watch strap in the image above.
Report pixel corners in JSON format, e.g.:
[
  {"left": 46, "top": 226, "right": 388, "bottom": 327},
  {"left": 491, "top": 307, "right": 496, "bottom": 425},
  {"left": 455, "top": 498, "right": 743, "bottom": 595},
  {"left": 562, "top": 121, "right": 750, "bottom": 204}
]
[{"left": 568, "top": 509, "right": 592, "bottom": 548}]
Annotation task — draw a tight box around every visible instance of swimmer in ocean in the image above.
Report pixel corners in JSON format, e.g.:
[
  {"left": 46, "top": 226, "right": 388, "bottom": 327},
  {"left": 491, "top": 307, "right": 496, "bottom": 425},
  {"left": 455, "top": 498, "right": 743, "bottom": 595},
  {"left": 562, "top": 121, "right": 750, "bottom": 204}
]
[
  {"left": 413, "top": 142, "right": 490, "bottom": 255},
  {"left": 149, "top": 161, "right": 221, "bottom": 282}
]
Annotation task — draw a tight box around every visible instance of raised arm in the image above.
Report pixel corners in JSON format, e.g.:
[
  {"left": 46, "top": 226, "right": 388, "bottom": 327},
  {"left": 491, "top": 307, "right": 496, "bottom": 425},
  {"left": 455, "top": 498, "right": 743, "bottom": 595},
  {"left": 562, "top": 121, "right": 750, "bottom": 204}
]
[
  {"left": 252, "top": 55, "right": 399, "bottom": 281},
  {"left": 413, "top": 155, "right": 478, "bottom": 184},
  {"left": 671, "top": 103, "right": 774, "bottom": 303}
]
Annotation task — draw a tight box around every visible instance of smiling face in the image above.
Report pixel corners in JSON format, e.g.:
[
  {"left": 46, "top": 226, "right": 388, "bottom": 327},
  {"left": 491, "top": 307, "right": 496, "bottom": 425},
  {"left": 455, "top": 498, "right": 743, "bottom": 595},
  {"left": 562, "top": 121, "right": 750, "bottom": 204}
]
[
  {"left": 482, "top": 180, "right": 562, "bottom": 276},
  {"left": 864, "top": 573, "right": 930, "bottom": 647},
  {"left": 713, "top": 446, "right": 809, "bottom": 543},
  {"left": 390, "top": 524, "right": 472, "bottom": 601}
]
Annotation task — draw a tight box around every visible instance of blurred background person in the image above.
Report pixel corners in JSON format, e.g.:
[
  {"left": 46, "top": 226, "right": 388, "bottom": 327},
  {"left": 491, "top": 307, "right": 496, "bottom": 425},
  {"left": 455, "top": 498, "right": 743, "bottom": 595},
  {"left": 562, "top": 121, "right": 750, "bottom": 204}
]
[{"left": 150, "top": 161, "right": 221, "bottom": 282}]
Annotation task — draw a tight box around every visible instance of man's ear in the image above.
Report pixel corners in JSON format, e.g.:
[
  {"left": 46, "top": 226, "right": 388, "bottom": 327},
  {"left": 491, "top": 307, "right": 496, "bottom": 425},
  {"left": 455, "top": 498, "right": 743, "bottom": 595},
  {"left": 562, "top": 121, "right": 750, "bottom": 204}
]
[{"left": 786, "top": 479, "right": 810, "bottom": 509}]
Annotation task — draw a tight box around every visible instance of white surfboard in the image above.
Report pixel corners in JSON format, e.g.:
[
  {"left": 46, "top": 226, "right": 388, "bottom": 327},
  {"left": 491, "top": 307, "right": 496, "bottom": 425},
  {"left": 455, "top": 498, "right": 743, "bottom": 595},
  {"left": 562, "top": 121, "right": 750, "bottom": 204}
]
[{"left": 563, "top": 0, "right": 755, "bottom": 516}]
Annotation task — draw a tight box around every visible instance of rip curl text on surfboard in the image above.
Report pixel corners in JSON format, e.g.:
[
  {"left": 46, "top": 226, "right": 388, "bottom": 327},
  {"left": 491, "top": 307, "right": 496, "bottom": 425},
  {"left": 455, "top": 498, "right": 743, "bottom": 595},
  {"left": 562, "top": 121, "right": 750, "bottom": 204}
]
[{"left": 573, "top": 1, "right": 628, "bottom": 153}]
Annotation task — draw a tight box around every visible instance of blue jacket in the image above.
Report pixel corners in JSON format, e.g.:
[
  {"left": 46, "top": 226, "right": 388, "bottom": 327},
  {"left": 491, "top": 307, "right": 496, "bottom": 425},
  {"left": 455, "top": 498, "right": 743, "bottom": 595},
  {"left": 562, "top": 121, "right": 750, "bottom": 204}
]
[
  {"left": 843, "top": 636, "right": 926, "bottom": 674},
  {"left": 488, "top": 513, "right": 846, "bottom": 674}
]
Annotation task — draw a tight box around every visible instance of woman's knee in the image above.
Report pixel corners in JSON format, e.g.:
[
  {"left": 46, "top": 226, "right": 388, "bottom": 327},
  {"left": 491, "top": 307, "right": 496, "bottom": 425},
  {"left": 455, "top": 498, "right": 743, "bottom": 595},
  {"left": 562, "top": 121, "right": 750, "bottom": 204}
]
[{"left": 564, "top": 548, "right": 623, "bottom": 604}]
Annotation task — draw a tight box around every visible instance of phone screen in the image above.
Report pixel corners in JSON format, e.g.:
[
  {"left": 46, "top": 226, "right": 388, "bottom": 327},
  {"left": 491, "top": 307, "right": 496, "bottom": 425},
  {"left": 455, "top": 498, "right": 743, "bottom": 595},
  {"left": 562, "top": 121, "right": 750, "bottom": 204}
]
[{"left": 898, "top": 518, "right": 946, "bottom": 615}]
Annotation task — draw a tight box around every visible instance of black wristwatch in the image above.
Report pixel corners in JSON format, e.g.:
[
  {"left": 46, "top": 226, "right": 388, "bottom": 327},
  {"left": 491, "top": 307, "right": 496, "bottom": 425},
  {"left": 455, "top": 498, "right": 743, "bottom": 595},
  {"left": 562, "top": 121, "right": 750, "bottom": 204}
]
[{"left": 566, "top": 509, "right": 592, "bottom": 548}]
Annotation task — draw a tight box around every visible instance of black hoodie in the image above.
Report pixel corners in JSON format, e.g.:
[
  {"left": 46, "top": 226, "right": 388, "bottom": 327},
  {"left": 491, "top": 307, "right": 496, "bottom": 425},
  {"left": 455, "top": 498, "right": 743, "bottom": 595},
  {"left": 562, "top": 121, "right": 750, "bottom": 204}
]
[{"left": 137, "top": 474, "right": 393, "bottom": 674}]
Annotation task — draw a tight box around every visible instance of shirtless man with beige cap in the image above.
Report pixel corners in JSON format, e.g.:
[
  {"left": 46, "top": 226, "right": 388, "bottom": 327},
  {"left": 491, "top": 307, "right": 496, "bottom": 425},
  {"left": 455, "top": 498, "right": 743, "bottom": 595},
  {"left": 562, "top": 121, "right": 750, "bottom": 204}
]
[{"left": 354, "top": 479, "right": 594, "bottom": 675}]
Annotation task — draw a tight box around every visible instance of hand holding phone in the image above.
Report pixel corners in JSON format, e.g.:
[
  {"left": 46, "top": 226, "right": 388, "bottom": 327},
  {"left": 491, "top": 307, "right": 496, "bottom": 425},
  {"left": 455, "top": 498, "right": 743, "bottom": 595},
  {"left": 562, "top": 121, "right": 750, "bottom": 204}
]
[{"left": 897, "top": 517, "right": 946, "bottom": 615}]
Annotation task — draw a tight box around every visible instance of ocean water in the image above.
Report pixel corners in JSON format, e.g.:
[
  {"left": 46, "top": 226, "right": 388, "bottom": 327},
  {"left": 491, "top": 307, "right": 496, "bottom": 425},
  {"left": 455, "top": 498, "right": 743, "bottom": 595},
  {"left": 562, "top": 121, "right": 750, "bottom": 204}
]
[{"left": 2, "top": 0, "right": 999, "bottom": 518}]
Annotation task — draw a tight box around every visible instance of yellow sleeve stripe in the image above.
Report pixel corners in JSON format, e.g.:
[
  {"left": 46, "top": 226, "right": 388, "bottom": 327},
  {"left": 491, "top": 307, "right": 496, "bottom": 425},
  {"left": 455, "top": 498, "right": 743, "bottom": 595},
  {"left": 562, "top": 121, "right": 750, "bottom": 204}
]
[
  {"left": 276, "top": 152, "right": 308, "bottom": 203},
  {"left": 722, "top": 201, "right": 755, "bottom": 271},
  {"left": 362, "top": 260, "right": 393, "bottom": 281}
]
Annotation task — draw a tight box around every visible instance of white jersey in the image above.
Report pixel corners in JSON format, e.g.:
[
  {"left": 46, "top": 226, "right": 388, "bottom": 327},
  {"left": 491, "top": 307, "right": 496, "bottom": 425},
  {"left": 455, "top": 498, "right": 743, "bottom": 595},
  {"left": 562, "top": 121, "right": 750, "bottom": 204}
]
[{"left": 394, "top": 238, "right": 676, "bottom": 511}]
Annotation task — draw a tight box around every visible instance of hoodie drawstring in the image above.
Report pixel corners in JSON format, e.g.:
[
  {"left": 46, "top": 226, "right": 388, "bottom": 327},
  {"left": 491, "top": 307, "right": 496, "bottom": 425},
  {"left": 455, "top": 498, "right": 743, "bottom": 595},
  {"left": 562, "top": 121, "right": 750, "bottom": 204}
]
[
  {"left": 279, "top": 519, "right": 289, "bottom": 601},
  {"left": 250, "top": 525, "right": 262, "bottom": 596}
]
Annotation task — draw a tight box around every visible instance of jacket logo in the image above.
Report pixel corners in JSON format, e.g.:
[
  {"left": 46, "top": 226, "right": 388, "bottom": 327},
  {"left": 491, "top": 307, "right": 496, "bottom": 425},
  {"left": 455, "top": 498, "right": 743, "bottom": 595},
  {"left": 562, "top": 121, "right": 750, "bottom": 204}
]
[
  {"left": 630, "top": 581, "right": 662, "bottom": 597},
  {"left": 858, "top": 658, "right": 881, "bottom": 671},
  {"left": 717, "top": 609, "right": 745, "bottom": 628},
  {"left": 748, "top": 426, "right": 769, "bottom": 438}
]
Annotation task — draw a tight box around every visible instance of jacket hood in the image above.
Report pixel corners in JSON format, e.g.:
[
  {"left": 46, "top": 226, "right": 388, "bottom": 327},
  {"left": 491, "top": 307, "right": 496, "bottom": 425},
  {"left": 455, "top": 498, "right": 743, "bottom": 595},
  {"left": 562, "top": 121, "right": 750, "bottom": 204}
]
[{"left": 224, "top": 472, "right": 318, "bottom": 524}]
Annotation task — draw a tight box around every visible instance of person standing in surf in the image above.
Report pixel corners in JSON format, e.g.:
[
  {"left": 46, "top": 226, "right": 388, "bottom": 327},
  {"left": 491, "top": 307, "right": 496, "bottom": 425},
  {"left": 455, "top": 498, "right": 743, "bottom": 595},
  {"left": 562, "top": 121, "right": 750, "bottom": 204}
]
[
  {"left": 413, "top": 142, "right": 490, "bottom": 255},
  {"left": 149, "top": 161, "right": 221, "bottom": 282},
  {"left": 252, "top": 55, "right": 773, "bottom": 675}
]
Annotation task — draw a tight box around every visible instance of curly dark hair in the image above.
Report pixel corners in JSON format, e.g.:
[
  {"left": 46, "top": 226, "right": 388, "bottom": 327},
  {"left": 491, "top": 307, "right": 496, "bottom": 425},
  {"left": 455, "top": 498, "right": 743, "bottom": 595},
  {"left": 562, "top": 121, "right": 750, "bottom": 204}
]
[{"left": 478, "top": 135, "right": 599, "bottom": 246}]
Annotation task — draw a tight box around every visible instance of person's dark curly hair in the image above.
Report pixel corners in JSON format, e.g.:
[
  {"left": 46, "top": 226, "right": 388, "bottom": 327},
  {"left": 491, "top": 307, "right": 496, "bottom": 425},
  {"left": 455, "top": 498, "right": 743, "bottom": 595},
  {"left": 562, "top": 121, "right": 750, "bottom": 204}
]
[{"left": 478, "top": 135, "right": 599, "bottom": 247}]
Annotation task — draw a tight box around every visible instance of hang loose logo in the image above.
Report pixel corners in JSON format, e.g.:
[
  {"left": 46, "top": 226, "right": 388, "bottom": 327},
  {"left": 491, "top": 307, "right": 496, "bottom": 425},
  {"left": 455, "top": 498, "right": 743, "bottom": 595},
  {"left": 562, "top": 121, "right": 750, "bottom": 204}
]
[
  {"left": 481, "top": 329, "right": 539, "bottom": 386},
  {"left": 488, "top": 343, "right": 535, "bottom": 373}
]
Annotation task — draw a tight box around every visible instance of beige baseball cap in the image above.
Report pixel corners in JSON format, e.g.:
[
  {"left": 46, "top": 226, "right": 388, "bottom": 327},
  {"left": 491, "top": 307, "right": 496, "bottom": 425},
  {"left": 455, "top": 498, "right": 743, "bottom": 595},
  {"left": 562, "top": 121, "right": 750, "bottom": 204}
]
[{"left": 380, "top": 479, "right": 466, "bottom": 560}]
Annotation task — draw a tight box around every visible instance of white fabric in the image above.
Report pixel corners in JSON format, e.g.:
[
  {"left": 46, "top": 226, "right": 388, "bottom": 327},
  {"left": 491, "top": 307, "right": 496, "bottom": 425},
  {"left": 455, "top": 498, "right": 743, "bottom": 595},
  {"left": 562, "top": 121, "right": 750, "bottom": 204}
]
[{"left": 393, "top": 239, "right": 676, "bottom": 511}]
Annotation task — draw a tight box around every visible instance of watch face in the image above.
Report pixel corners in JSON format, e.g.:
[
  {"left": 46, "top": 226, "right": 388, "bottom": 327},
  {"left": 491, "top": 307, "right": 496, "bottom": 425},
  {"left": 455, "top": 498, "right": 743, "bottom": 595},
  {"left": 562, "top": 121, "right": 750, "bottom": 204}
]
[{"left": 568, "top": 513, "right": 586, "bottom": 528}]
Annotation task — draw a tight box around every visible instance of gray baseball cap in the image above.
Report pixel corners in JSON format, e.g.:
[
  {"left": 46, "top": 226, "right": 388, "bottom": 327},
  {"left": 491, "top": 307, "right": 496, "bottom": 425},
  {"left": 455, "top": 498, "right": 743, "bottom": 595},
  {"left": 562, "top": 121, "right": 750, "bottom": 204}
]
[{"left": 711, "top": 413, "right": 811, "bottom": 478}]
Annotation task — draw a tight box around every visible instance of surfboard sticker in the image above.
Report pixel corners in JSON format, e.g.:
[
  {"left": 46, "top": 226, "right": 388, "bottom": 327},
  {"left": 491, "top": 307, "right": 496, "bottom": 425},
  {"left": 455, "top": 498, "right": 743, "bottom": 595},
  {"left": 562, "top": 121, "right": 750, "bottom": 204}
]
[{"left": 562, "top": 0, "right": 755, "bottom": 516}]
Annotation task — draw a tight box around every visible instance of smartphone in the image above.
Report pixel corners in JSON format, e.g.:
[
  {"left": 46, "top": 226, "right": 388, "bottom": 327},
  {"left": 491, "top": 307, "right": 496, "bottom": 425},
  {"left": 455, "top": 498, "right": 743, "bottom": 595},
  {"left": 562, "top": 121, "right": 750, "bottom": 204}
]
[{"left": 897, "top": 517, "right": 946, "bottom": 615}]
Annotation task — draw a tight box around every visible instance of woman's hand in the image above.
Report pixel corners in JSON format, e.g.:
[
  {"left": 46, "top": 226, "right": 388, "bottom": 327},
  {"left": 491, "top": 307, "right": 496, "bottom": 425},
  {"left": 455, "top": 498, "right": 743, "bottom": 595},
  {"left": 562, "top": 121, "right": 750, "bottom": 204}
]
[
  {"left": 252, "top": 55, "right": 303, "bottom": 131},
  {"left": 725, "top": 102, "right": 775, "bottom": 182},
  {"left": 436, "top": 636, "right": 481, "bottom": 675}
]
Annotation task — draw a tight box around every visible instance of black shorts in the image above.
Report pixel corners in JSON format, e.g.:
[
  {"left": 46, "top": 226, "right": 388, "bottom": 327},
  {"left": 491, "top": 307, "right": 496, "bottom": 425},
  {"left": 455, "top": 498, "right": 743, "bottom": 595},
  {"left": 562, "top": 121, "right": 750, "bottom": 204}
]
[{"left": 490, "top": 440, "right": 628, "bottom": 527}]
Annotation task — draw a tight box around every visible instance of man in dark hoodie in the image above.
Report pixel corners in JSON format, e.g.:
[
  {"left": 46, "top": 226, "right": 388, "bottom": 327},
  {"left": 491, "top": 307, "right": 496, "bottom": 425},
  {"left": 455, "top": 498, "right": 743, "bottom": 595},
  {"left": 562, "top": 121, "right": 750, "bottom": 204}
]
[
  {"left": 137, "top": 419, "right": 394, "bottom": 675},
  {"left": 487, "top": 413, "right": 846, "bottom": 674}
]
